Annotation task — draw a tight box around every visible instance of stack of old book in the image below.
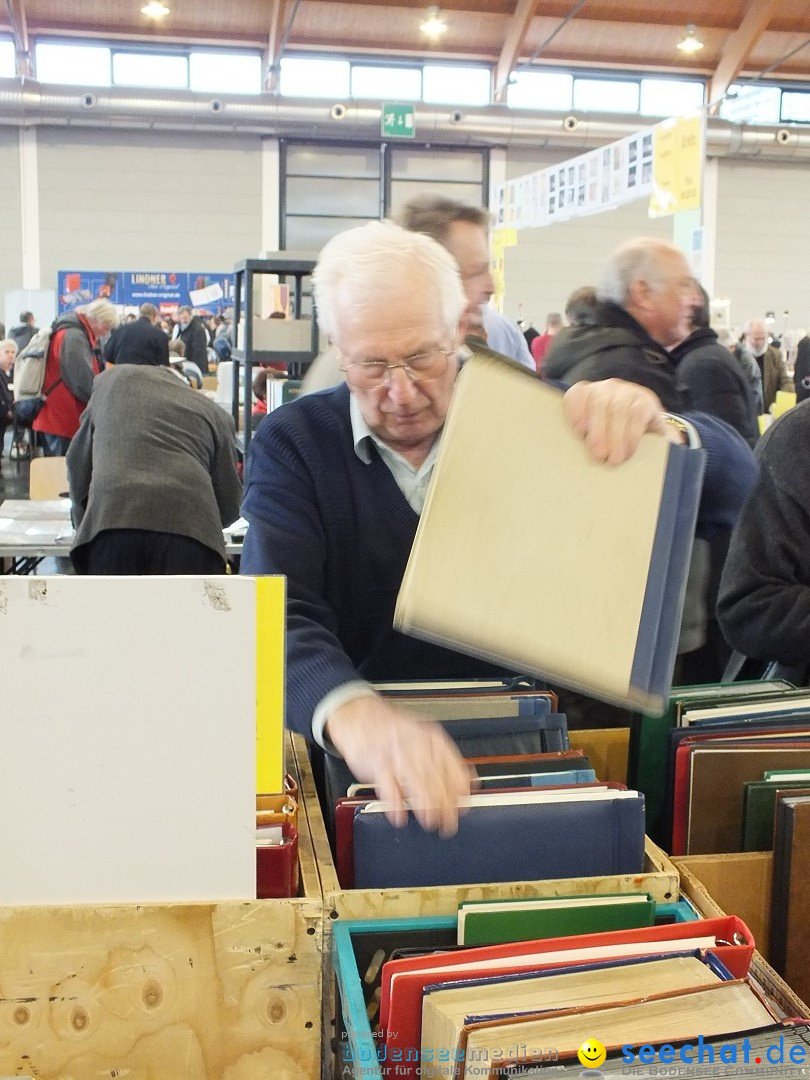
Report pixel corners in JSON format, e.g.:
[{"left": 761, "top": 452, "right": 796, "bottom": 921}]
[
  {"left": 645, "top": 686, "right": 810, "bottom": 856},
  {"left": 366, "top": 904, "right": 810, "bottom": 1080},
  {"left": 336, "top": 681, "right": 646, "bottom": 890},
  {"left": 771, "top": 786, "right": 810, "bottom": 1011}
]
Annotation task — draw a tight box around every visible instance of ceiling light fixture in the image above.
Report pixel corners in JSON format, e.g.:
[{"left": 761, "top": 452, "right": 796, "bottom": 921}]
[
  {"left": 676, "top": 24, "right": 704, "bottom": 55},
  {"left": 141, "top": 1, "right": 170, "bottom": 17},
  {"left": 420, "top": 6, "right": 448, "bottom": 40}
]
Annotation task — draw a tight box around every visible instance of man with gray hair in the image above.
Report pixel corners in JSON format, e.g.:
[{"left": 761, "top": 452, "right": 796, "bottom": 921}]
[
  {"left": 34, "top": 298, "right": 119, "bottom": 456},
  {"left": 240, "top": 221, "right": 753, "bottom": 834},
  {"left": 104, "top": 302, "right": 170, "bottom": 368},
  {"left": 739, "top": 318, "right": 791, "bottom": 414},
  {"left": 545, "top": 237, "right": 698, "bottom": 411}
]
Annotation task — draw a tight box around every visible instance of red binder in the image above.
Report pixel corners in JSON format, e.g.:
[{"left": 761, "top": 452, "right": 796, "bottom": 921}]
[
  {"left": 256, "top": 822, "right": 299, "bottom": 899},
  {"left": 378, "top": 915, "right": 754, "bottom": 1080}
]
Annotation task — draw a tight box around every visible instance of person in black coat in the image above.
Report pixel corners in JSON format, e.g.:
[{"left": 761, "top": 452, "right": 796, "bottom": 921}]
[
  {"left": 794, "top": 333, "right": 810, "bottom": 403},
  {"left": 669, "top": 285, "right": 759, "bottom": 448},
  {"left": 104, "top": 303, "right": 169, "bottom": 368},
  {"left": 0, "top": 338, "right": 17, "bottom": 467},
  {"left": 175, "top": 306, "right": 210, "bottom": 375}
]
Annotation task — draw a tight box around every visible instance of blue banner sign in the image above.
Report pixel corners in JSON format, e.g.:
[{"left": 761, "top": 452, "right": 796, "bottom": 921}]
[{"left": 57, "top": 270, "right": 235, "bottom": 315}]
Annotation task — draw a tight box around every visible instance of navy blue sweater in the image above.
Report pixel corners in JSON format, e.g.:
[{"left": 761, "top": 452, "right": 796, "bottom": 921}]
[
  {"left": 241, "top": 383, "right": 757, "bottom": 740},
  {"left": 241, "top": 385, "right": 506, "bottom": 738}
]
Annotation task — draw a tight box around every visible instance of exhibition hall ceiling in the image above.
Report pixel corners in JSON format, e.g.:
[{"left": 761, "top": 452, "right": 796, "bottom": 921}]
[{"left": 4, "top": 1, "right": 809, "bottom": 90}]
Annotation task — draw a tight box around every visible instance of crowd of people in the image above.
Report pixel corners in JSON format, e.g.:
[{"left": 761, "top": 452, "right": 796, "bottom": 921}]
[{"left": 1, "top": 194, "right": 809, "bottom": 830}]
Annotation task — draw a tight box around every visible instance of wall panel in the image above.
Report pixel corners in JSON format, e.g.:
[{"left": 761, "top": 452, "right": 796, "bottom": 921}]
[
  {"left": 714, "top": 160, "right": 810, "bottom": 331},
  {"left": 37, "top": 128, "right": 262, "bottom": 289},
  {"left": 0, "top": 129, "right": 23, "bottom": 308}
]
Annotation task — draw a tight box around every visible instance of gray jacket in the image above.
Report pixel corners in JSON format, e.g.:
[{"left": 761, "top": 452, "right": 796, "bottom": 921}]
[{"left": 67, "top": 365, "right": 242, "bottom": 566}]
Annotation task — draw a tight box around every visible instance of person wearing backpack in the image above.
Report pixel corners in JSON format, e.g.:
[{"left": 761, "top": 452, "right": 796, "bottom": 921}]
[{"left": 33, "top": 299, "right": 119, "bottom": 456}]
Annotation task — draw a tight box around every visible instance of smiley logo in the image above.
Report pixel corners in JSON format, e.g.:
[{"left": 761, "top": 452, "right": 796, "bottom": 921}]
[{"left": 577, "top": 1039, "right": 607, "bottom": 1068}]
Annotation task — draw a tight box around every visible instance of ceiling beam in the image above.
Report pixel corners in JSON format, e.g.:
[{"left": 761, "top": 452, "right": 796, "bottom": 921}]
[
  {"left": 5, "top": 0, "right": 31, "bottom": 76},
  {"left": 264, "top": 0, "right": 287, "bottom": 92},
  {"left": 494, "top": 0, "right": 543, "bottom": 103},
  {"left": 709, "top": 0, "right": 783, "bottom": 108}
]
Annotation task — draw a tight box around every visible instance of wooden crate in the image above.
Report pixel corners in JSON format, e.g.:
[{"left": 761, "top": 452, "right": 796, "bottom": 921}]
[
  {"left": 0, "top": 735, "right": 325, "bottom": 1080},
  {"left": 675, "top": 852, "right": 810, "bottom": 1018},
  {"left": 290, "top": 737, "right": 679, "bottom": 1075}
]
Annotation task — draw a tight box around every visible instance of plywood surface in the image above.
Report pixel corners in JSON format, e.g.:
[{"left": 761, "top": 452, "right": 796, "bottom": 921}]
[{"left": 0, "top": 898, "right": 323, "bottom": 1079}]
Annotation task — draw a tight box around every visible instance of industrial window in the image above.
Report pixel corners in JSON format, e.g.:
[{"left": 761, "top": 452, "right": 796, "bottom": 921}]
[
  {"left": 0, "top": 38, "right": 14, "bottom": 78},
  {"left": 279, "top": 57, "right": 351, "bottom": 99},
  {"left": 781, "top": 91, "right": 810, "bottom": 123},
  {"left": 112, "top": 52, "right": 189, "bottom": 90},
  {"left": 719, "top": 84, "right": 781, "bottom": 124},
  {"left": 640, "top": 78, "right": 704, "bottom": 117},
  {"left": 423, "top": 65, "right": 491, "bottom": 106},
  {"left": 35, "top": 42, "right": 112, "bottom": 87},
  {"left": 573, "top": 78, "right": 639, "bottom": 114},
  {"left": 351, "top": 65, "right": 421, "bottom": 101},
  {"left": 189, "top": 51, "right": 262, "bottom": 95},
  {"left": 506, "top": 71, "right": 573, "bottom": 111}
]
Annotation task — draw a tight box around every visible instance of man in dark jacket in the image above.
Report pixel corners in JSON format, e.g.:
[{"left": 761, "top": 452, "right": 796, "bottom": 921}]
[
  {"left": 794, "top": 332, "right": 810, "bottom": 403},
  {"left": 718, "top": 400, "right": 810, "bottom": 677},
  {"left": 175, "top": 306, "right": 210, "bottom": 374},
  {"left": 544, "top": 237, "right": 755, "bottom": 690},
  {"left": 105, "top": 302, "right": 169, "bottom": 368},
  {"left": 544, "top": 237, "right": 696, "bottom": 413},
  {"left": 0, "top": 338, "right": 16, "bottom": 467},
  {"left": 10, "top": 312, "right": 37, "bottom": 352},
  {"left": 670, "top": 285, "right": 759, "bottom": 447}
]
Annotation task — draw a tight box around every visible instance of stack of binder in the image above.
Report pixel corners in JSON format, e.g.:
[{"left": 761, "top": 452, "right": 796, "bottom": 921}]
[
  {"left": 341, "top": 910, "right": 780, "bottom": 1080},
  {"left": 335, "top": 681, "right": 647, "bottom": 890}
]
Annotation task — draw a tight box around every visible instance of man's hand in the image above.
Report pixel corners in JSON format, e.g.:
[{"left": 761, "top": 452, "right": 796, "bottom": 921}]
[
  {"left": 562, "top": 378, "right": 683, "bottom": 466},
  {"left": 325, "top": 696, "right": 471, "bottom": 836}
]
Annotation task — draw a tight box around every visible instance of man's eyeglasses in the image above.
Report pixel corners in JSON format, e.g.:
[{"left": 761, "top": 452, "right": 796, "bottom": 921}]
[{"left": 339, "top": 348, "right": 455, "bottom": 390}]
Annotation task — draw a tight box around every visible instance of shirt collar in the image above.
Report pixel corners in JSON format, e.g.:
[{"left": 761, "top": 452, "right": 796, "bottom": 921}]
[
  {"left": 350, "top": 393, "right": 376, "bottom": 464},
  {"left": 349, "top": 392, "right": 442, "bottom": 468}
]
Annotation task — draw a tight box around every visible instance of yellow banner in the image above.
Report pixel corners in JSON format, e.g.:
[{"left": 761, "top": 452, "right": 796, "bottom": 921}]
[
  {"left": 491, "top": 228, "right": 517, "bottom": 314},
  {"left": 649, "top": 113, "right": 704, "bottom": 218}
]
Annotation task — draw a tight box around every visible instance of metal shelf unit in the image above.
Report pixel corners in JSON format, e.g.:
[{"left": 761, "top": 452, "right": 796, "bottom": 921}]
[{"left": 231, "top": 254, "right": 319, "bottom": 453}]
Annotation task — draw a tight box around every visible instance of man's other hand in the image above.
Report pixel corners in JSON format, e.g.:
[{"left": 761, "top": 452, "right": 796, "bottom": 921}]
[
  {"left": 563, "top": 378, "right": 681, "bottom": 466},
  {"left": 325, "top": 696, "right": 471, "bottom": 836}
]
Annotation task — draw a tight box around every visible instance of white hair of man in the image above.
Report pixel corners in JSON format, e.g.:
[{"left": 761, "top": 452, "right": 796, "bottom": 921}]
[
  {"left": 313, "top": 220, "right": 466, "bottom": 345},
  {"left": 597, "top": 237, "right": 685, "bottom": 306},
  {"left": 81, "top": 298, "right": 120, "bottom": 334}
]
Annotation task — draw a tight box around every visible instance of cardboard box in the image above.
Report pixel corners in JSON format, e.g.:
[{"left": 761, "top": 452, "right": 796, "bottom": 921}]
[{"left": 675, "top": 852, "right": 810, "bottom": 1018}]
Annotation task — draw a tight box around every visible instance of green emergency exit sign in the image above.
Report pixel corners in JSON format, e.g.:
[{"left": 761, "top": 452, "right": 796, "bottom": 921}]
[{"left": 382, "top": 103, "right": 415, "bottom": 138}]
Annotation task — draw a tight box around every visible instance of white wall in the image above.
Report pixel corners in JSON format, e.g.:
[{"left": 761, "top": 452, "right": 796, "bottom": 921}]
[
  {"left": 35, "top": 128, "right": 262, "bottom": 287},
  {"left": 0, "top": 129, "right": 23, "bottom": 311},
  {"left": 713, "top": 159, "right": 810, "bottom": 331}
]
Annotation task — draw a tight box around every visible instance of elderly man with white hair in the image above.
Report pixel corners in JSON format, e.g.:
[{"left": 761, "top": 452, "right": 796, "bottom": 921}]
[
  {"left": 740, "top": 318, "right": 792, "bottom": 414},
  {"left": 0, "top": 337, "right": 17, "bottom": 467},
  {"left": 34, "top": 298, "right": 120, "bottom": 457},
  {"left": 240, "top": 222, "right": 755, "bottom": 835}
]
